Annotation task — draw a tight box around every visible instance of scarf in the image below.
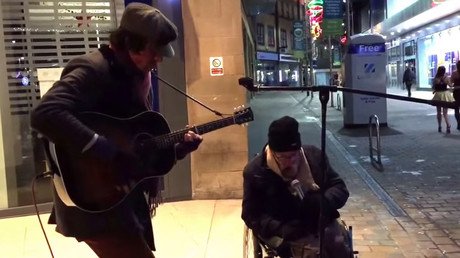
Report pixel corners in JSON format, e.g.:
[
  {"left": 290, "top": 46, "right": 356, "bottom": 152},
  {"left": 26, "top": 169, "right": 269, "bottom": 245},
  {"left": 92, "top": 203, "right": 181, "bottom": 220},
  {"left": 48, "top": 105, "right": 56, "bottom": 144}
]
[{"left": 265, "top": 146, "right": 320, "bottom": 192}]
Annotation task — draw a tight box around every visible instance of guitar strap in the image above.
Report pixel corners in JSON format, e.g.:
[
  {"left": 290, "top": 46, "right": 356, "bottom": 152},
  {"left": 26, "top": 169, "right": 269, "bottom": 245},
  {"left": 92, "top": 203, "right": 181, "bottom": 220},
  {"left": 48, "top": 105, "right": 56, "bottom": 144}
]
[{"left": 40, "top": 137, "right": 76, "bottom": 207}]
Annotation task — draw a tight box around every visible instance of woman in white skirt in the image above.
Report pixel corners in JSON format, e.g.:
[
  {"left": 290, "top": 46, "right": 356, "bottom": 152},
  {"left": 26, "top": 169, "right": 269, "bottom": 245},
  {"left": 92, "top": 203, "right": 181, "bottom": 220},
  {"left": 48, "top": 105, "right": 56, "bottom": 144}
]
[{"left": 432, "top": 66, "right": 454, "bottom": 133}]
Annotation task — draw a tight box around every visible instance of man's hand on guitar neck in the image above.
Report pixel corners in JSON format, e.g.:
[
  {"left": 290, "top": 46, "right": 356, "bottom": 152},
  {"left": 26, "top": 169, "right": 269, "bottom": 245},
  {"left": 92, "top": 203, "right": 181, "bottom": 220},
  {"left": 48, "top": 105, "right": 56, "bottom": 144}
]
[{"left": 175, "top": 130, "right": 203, "bottom": 160}]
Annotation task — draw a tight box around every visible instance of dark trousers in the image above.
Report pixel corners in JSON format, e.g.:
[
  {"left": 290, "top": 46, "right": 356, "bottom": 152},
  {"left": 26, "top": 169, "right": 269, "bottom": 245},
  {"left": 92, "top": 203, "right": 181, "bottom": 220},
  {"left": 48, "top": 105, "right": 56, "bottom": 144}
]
[
  {"left": 405, "top": 82, "right": 412, "bottom": 97},
  {"left": 83, "top": 231, "right": 155, "bottom": 258}
]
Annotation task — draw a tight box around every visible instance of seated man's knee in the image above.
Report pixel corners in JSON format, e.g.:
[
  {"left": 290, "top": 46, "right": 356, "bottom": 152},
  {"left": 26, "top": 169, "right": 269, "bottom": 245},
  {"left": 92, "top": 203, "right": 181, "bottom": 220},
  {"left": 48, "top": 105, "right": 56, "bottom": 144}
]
[{"left": 323, "top": 220, "right": 352, "bottom": 258}]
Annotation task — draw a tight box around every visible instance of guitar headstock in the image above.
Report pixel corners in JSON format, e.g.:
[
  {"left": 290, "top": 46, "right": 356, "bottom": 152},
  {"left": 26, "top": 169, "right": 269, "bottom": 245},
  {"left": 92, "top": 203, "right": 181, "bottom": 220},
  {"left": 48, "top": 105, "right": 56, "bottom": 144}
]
[{"left": 233, "top": 106, "right": 254, "bottom": 125}]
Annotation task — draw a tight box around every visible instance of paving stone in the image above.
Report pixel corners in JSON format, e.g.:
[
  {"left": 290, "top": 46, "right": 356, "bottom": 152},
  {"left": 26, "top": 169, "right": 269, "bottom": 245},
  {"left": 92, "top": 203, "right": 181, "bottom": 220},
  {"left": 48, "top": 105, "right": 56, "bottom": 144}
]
[
  {"left": 438, "top": 244, "right": 460, "bottom": 253},
  {"left": 429, "top": 236, "right": 456, "bottom": 245}
]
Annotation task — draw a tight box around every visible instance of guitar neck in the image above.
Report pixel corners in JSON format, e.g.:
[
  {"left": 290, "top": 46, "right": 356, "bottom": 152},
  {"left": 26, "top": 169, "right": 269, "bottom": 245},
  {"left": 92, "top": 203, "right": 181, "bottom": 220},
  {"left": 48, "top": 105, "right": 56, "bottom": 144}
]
[{"left": 153, "top": 116, "right": 236, "bottom": 149}]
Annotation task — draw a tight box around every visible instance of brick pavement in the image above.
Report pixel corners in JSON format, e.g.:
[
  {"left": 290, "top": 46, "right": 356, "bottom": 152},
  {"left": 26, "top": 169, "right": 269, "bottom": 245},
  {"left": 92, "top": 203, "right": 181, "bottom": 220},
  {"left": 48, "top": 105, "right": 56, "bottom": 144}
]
[{"left": 248, "top": 87, "right": 460, "bottom": 258}]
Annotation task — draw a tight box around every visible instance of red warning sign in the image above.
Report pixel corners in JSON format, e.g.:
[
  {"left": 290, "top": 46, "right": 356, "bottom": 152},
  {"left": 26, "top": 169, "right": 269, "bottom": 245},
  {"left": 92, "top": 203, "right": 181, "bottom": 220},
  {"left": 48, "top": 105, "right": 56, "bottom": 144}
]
[{"left": 210, "top": 57, "right": 224, "bottom": 76}]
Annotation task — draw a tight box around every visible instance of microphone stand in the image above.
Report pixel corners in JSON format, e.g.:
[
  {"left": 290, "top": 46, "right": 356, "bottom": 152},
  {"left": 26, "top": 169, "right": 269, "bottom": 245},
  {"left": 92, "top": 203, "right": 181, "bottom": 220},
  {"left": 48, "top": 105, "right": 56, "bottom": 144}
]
[
  {"left": 318, "top": 88, "right": 329, "bottom": 258},
  {"left": 238, "top": 78, "right": 456, "bottom": 258}
]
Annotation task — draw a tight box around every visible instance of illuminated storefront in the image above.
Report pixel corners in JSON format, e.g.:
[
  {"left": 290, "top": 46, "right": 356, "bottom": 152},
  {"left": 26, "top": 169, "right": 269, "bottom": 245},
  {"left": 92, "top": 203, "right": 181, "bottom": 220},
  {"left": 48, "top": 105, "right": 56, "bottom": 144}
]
[
  {"left": 418, "top": 25, "right": 460, "bottom": 89},
  {"left": 368, "top": 0, "right": 460, "bottom": 90},
  {"left": 0, "top": 0, "right": 123, "bottom": 216}
]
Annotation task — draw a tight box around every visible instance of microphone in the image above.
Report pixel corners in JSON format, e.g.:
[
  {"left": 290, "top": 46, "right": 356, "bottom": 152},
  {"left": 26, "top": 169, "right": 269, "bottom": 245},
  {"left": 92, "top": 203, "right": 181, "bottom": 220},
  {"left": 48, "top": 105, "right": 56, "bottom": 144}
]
[
  {"left": 238, "top": 77, "right": 256, "bottom": 91},
  {"left": 290, "top": 179, "right": 304, "bottom": 200}
]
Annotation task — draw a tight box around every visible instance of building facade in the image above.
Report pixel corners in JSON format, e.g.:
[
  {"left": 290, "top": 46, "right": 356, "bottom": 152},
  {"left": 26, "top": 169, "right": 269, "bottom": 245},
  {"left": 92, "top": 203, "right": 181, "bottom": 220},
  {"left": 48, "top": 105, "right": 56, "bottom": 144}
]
[
  {"left": 351, "top": 0, "right": 460, "bottom": 90},
  {"left": 244, "top": 0, "right": 307, "bottom": 86}
]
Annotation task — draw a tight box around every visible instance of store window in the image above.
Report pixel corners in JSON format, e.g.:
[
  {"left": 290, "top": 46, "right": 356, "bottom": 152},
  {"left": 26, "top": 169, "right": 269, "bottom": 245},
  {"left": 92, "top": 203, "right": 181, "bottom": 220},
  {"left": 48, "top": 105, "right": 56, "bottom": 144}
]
[
  {"left": 256, "top": 23, "right": 265, "bottom": 45},
  {"left": 267, "top": 26, "right": 275, "bottom": 47},
  {"left": 0, "top": 0, "right": 121, "bottom": 213},
  {"left": 256, "top": 62, "right": 277, "bottom": 86},
  {"left": 280, "top": 29, "right": 287, "bottom": 49},
  {"left": 283, "top": 3, "right": 289, "bottom": 17},
  {"left": 417, "top": 25, "right": 460, "bottom": 89}
]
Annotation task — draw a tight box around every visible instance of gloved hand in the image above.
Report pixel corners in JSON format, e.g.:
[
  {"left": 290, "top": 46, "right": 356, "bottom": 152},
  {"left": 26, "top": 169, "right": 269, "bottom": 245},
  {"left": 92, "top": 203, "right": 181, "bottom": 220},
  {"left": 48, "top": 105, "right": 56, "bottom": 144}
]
[
  {"left": 303, "top": 192, "right": 322, "bottom": 211},
  {"left": 280, "top": 220, "right": 306, "bottom": 241},
  {"left": 302, "top": 192, "right": 332, "bottom": 233},
  {"left": 85, "top": 135, "right": 117, "bottom": 160}
]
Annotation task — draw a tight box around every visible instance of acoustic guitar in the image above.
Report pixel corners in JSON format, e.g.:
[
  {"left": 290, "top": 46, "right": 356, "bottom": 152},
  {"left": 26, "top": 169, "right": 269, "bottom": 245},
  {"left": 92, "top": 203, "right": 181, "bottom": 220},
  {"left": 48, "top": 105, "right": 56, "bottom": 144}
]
[{"left": 48, "top": 107, "right": 254, "bottom": 212}]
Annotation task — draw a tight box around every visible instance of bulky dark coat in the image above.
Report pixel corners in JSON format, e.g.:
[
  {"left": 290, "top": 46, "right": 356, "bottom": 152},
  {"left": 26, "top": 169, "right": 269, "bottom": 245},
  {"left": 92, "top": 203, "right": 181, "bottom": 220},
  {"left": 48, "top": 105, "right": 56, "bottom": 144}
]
[{"left": 241, "top": 145, "right": 349, "bottom": 240}]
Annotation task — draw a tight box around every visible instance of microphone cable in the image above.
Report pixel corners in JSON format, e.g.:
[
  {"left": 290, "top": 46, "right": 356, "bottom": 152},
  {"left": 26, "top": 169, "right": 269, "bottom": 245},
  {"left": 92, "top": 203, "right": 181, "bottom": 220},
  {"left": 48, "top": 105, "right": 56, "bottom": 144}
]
[{"left": 31, "top": 171, "right": 55, "bottom": 258}]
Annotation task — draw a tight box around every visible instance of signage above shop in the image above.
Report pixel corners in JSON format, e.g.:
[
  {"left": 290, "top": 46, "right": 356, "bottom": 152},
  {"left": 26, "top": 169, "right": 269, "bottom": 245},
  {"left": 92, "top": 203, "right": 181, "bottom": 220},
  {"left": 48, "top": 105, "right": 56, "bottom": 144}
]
[
  {"left": 257, "top": 51, "right": 279, "bottom": 61},
  {"left": 279, "top": 54, "right": 299, "bottom": 63},
  {"left": 348, "top": 43, "right": 386, "bottom": 55},
  {"left": 323, "top": 0, "right": 343, "bottom": 37}
]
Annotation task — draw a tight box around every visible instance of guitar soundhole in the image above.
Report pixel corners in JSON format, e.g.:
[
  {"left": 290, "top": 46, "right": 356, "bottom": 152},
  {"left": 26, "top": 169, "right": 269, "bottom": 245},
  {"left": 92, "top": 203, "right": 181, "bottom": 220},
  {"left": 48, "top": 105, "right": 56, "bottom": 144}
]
[{"left": 133, "top": 133, "right": 159, "bottom": 168}]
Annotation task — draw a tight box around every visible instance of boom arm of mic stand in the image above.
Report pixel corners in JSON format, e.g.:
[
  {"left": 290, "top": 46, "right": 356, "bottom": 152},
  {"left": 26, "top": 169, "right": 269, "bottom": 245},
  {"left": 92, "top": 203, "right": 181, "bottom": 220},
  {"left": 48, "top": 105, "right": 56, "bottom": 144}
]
[{"left": 239, "top": 83, "right": 457, "bottom": 109}]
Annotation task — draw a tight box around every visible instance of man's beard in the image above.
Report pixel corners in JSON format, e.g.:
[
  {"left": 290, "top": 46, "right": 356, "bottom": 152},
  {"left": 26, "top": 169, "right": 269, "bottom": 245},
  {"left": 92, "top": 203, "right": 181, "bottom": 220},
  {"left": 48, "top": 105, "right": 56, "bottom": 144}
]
[{"left": 281, "top": 165, "right": 298, "bottom": 179}]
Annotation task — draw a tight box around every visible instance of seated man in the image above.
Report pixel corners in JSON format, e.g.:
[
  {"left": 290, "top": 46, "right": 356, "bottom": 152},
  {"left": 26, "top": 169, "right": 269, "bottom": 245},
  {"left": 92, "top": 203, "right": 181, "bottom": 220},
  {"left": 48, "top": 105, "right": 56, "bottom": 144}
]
[{"left": 242, "top": 116, "right": 350, "bottom": 258}]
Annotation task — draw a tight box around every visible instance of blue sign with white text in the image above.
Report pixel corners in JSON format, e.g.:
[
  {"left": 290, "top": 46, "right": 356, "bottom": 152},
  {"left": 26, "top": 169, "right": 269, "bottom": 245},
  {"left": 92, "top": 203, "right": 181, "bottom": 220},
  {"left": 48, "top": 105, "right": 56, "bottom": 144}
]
[
  {"left": 324, "top": 0, "right": 343, "bottom": 19},
  {"left": 257, "top": 51, "right": 279, "bottom": 61},
  {"left": 348, "top": 43, "right": 386, "bottom": 55}
]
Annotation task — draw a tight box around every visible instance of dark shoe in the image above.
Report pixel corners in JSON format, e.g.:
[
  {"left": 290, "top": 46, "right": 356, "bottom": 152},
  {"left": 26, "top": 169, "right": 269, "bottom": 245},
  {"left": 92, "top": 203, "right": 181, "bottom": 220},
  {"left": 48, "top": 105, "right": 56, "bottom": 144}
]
[
  {"left": 438, "top": 126, "right": 442, "bottom": 133},
  {"left": 447, "top": 126, "right": 451, "bottom": 134}
]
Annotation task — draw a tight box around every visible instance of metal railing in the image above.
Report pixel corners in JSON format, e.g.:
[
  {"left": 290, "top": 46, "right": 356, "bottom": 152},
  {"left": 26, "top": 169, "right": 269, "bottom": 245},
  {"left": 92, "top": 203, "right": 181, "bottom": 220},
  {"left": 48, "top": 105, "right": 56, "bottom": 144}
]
[
  {"left": 369, "top": 114, "right": 382, "bottom": 170},
  {"left": 336, "top": 93, "right": 342, "bottom": 111}
]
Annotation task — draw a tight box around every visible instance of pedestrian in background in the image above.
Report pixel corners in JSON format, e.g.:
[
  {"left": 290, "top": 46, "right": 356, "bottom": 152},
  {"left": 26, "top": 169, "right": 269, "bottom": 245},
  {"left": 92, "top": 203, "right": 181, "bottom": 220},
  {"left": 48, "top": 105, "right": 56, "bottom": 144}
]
[
  {"left": 432, "top": 66, "right": 454, "bottom": 133},
  {"left": 449, "top": 60, "right": 460, "bottom": 130},
  {"left": 403, "top": 65, "right": 415, "bottom": 97}
]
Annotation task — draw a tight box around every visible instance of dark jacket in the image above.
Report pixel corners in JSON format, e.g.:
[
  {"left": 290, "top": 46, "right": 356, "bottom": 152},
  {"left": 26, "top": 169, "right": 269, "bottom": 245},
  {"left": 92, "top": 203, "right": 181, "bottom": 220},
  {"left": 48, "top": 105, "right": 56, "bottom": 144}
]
[
  {"left": 241, "top": 145, "right": 349, "bottom": 240},
  {"left": 403, "top": 68, "right": 415, "bottom": 85},
  {"left": 451, "top": 71, "right": 460, "bottom": 101},
  {"left": 30, "top": 45, "right": 158, "bottom": 250}
]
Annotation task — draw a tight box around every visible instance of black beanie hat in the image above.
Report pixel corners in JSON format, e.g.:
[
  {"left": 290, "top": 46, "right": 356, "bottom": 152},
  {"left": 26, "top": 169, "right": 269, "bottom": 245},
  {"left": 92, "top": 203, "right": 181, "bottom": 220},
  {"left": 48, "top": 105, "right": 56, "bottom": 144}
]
[{"left": 268, "top": 116, "right": 301, "bottom": 152}]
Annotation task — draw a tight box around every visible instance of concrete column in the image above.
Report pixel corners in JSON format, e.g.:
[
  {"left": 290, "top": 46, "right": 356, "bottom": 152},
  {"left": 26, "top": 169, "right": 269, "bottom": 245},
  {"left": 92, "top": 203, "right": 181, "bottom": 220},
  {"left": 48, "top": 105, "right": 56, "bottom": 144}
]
[{"left": 182, "top": 0, "right": 249, "bottom": 199}]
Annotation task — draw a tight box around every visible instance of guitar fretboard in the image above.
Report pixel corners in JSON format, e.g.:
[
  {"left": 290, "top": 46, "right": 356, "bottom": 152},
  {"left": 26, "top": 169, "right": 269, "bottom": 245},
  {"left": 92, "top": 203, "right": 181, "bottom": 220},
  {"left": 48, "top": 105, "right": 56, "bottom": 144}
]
[{"left": 153, "top": 116, "right": 235, "bottom": 149}]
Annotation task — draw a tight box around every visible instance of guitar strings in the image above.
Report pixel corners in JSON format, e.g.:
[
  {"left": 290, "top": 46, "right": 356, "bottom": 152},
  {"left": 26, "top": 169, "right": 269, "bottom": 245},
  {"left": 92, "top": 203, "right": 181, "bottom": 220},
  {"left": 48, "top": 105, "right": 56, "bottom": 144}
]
[{"left": 139, "top": 116, "right": 237, "bottom": 148}]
